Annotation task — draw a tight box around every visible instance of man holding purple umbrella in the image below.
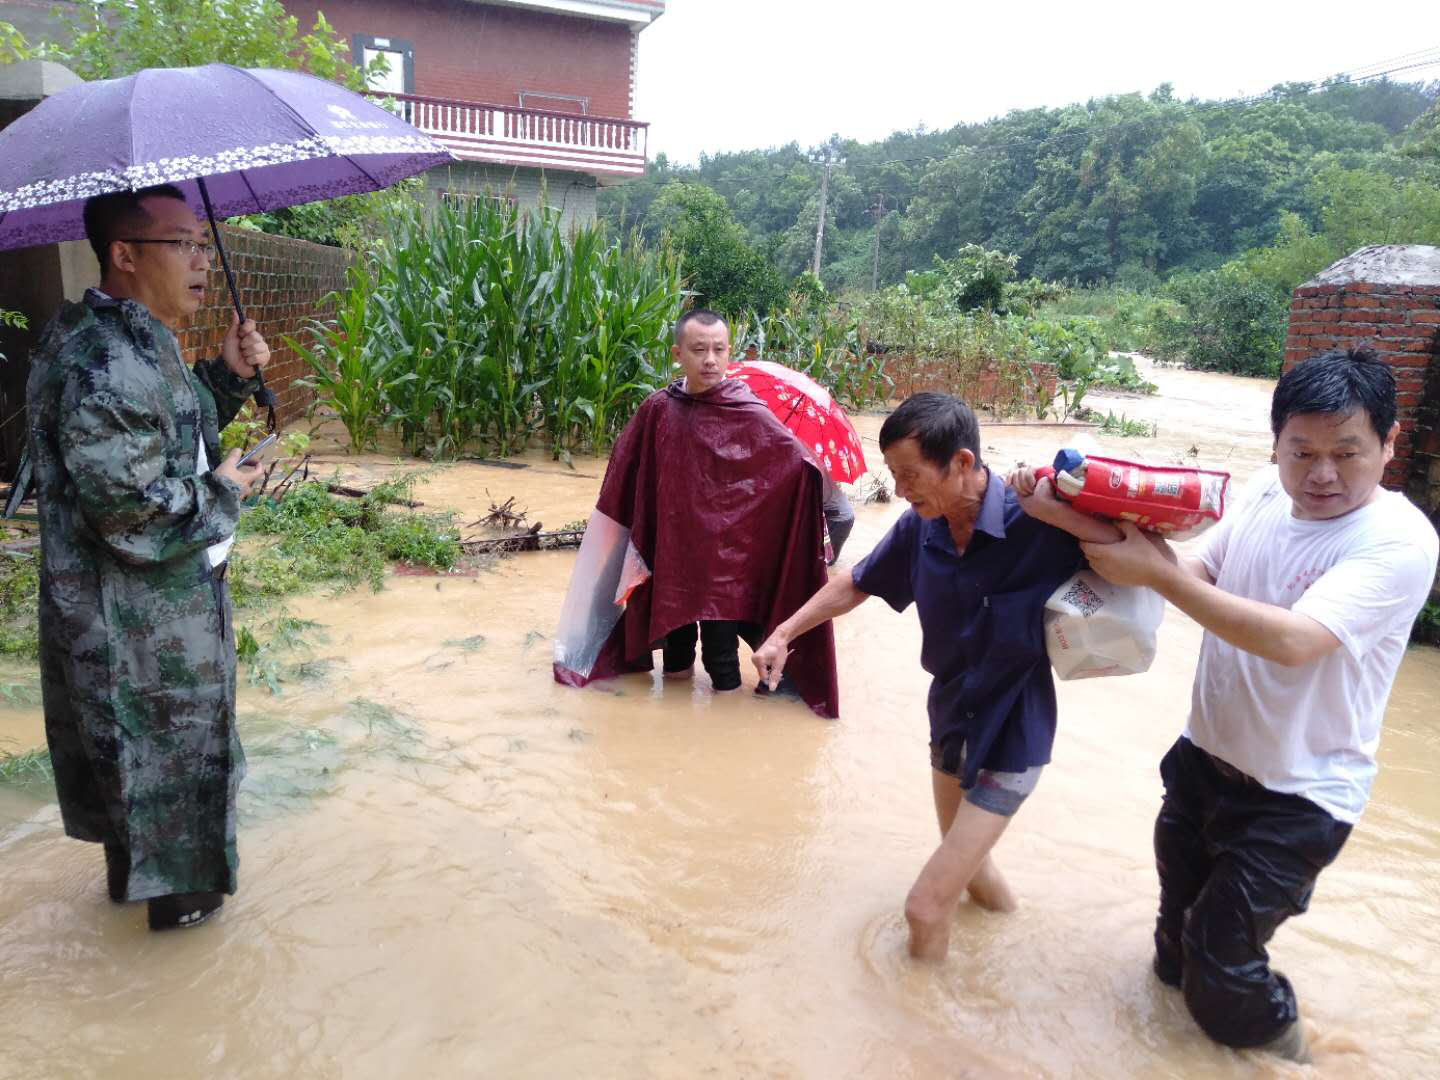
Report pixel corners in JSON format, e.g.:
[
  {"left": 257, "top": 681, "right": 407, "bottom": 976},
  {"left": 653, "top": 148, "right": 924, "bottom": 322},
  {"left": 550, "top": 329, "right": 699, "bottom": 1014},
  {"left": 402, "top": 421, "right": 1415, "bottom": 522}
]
[{"left": 25, "top": 184, "right": 270, "bottom": 930}]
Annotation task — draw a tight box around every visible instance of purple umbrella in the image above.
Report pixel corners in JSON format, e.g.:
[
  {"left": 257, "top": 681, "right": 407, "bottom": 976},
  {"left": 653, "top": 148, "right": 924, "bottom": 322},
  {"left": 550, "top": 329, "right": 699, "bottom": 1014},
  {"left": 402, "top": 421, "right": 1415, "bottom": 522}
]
[{"left": 0, "top": 64, "right": 453, "bottom": 424}]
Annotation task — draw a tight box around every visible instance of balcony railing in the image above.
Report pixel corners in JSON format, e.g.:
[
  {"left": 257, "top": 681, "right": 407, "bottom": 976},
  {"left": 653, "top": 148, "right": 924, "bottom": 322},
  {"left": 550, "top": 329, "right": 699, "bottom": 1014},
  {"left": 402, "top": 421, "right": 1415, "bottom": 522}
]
[{"left": 368, "top": 92, "right": 649, "bottom": 178}]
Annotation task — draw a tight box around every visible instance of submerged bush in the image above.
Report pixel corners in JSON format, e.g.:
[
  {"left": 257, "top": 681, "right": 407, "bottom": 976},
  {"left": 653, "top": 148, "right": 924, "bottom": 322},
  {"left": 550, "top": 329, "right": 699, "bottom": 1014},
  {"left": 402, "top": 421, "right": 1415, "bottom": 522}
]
[{"left": 1148, "top": 267, "right": 1290, "bottom": 377}]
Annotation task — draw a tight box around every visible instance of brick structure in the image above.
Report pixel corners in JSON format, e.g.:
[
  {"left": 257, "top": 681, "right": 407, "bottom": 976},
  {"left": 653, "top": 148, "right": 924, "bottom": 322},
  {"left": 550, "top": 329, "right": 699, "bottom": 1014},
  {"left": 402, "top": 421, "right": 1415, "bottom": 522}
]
[
  {"left": 1283, "top": 244, "right": 1440, "bottom": 600},
  {"left": 280, "top": 0, "right": 664, "bottom": 222},
  {"left": 886, "top": 356, "right": 1059, "bottom": 415},
  {"left": 177, "top": 225, "right": 353, "bottom": 428}
]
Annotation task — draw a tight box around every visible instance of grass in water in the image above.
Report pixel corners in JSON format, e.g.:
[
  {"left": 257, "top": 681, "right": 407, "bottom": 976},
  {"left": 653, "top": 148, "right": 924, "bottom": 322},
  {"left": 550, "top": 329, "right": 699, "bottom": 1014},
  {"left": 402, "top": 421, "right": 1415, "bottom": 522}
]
[
  {"left": 0, "top": 470, "right": 460, "bottom": 679},
  {"left": 0, "top": 738, "right": 53, "bottom": 788},
  {"left": 443, "top": 634, "right": 487, "bottom": 652}
]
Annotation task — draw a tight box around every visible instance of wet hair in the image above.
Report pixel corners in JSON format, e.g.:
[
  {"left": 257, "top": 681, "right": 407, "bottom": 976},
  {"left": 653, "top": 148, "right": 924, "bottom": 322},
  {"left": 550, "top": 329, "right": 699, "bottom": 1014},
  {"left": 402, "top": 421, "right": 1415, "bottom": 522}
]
[
  {"left": 878, "top": 392, "right": 982, "bottom": 470},
  {"left": 674, "top": 307, "right": 726, "bottom": 345},
  {"left": 1270, "top": 346, "right": 1397, "bottom": 444},
  {"left": 82, "top": 184, "right": 189, "bottom": 274}
]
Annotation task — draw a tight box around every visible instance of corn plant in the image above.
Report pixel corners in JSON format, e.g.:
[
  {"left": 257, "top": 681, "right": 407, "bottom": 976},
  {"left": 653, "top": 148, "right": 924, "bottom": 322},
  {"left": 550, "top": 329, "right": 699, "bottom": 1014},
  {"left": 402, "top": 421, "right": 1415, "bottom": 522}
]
[
  {"left": 296, "top": 195, "right": 682, "bottom": 458},
  {"left": 287, "top": 264, "right": 410, "bottom": 452}
]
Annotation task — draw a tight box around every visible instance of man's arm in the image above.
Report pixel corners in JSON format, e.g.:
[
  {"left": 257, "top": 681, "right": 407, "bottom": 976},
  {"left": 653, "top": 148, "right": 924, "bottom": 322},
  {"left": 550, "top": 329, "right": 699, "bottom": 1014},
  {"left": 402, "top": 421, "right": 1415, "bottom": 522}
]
[
  {"left": 753, "top": 570, "right": 869, "bottom": 689},
  {"left": 1082, "top": 523, "right": 1339, "bottom": 667},
  {"left": 193, "top": 315, "right": 269, "bottom": 429},
  {"left": 1007, "top": 469, "right": 1123, "bottom": 544}
]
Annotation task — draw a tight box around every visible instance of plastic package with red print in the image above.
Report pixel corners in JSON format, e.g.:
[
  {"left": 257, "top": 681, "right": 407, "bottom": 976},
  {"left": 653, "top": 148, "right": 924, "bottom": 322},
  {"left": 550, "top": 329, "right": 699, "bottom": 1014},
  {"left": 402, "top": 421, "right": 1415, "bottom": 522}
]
[{"left": 1035, "top": 448, "right": 1231, "bottom": 541}]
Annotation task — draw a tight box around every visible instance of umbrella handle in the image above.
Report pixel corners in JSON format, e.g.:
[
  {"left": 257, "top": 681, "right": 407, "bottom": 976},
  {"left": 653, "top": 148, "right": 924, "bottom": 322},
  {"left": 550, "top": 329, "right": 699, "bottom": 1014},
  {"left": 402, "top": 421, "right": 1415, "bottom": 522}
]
[{"left": 196, "top": 177, "right": 277, "bottom": 432}]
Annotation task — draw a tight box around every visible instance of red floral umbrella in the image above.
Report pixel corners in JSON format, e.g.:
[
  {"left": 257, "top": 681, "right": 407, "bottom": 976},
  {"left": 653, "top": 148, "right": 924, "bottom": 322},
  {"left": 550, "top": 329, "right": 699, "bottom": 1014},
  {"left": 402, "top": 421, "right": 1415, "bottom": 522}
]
[{"left": 726, "top": 359, "right": 868, "bottom": 483}]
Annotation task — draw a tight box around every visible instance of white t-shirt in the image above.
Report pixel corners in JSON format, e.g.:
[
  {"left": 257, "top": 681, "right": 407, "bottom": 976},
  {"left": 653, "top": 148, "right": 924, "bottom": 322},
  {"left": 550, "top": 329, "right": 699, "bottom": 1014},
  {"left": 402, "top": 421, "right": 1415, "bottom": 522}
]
[
  {"left": 197, "top": 439, "right": 236, "bottom": 568},
  {"left": 1186, "top": 466, "right": 1438, "bottom": 824}
]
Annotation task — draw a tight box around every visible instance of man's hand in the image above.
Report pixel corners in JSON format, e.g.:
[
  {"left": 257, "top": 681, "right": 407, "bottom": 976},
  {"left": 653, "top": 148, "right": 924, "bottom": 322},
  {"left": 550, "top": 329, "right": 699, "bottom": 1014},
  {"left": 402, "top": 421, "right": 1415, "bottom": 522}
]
[
  {"left": 1008, "top": 469, "right": 1065, "bottom": 522},
  {"left": 752, "top": 632, "right": 790, "bottom": 691},
  {"left": 1081, "top": 521, "right": 1177, "bottom": 587},
  {"left": 214, "top": 448, "right": 264, "bottom": 499},
  {"left": 222, "top": 313, "right": 270, "bottom": 379},
  {"left": 1006, "top": 465, "right": 1039, "bottom": 497}
]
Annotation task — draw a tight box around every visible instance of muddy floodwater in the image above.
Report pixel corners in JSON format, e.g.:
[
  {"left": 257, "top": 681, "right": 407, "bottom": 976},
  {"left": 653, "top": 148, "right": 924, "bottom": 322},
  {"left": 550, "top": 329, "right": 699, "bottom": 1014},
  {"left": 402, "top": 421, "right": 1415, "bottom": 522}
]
[{"left": 2, "top": 360, "right": 1438, "bottom": 1078}]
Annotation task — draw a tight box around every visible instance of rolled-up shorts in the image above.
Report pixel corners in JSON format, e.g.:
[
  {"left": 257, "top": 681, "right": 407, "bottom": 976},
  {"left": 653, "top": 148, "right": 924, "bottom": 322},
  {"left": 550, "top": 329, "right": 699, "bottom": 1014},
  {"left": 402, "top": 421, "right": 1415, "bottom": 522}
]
[{"left": 930, "top": 744, "right": 1043, "bottom": 818}]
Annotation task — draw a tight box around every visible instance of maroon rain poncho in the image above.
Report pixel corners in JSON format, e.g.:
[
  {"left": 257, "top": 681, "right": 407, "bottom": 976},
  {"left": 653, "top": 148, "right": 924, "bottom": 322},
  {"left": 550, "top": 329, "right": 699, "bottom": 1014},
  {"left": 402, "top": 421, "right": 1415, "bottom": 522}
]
[{"left": 553, "top": 379, "right": 839, "bottom": 718}]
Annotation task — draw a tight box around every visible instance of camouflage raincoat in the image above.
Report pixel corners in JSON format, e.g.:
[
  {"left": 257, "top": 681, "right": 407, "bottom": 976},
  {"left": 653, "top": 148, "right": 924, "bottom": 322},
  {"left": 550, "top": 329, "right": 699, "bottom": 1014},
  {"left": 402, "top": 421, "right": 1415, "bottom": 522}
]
[{"left": 25, "top": 289, "right": 260, "bottom": 900}]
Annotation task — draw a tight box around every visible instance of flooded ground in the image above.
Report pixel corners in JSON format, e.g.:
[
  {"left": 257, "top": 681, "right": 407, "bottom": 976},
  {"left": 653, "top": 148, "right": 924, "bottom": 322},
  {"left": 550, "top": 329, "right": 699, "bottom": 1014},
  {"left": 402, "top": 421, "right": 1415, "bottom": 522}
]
[{"left": 2, "top": 359, "right": 1438, "bottom": 1079}]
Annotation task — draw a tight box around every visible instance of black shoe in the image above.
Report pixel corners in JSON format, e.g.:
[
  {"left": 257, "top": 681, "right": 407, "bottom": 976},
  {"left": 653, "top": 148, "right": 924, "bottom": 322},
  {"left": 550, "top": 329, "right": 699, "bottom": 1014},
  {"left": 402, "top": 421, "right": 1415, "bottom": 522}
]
[
  {"left": 754, "top": 673, "right": 802, "bottom": 700},
  {"left": 1152, "top": 950, "right": 1182, "bottom": 988},
  {"left": 148, "top": 892, "right": 224, "bottom": 931},
  {"left": 104, "top": 844, "right": 129, "bottom": 903}
]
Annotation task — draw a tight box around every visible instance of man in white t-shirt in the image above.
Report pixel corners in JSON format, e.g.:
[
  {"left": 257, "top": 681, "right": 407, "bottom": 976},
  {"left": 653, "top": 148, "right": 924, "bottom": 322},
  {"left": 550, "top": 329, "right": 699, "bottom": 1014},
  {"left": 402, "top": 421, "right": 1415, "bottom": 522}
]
[{"left": 1080, "top": 346, "right": 1439, "bottom": 1062}]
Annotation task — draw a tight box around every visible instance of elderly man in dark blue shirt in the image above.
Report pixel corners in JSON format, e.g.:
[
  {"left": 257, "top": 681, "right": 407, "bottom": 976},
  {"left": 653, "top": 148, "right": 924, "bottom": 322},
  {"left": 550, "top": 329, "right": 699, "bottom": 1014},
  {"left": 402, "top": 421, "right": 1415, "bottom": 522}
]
[{"left": 753, "top": 392, "right": 1119, "bottom": 961}]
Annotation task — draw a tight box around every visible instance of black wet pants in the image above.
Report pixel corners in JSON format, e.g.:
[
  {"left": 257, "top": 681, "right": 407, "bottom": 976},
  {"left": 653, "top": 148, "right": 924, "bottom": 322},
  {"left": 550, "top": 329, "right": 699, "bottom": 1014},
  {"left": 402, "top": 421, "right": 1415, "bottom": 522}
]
[
  {"left": 662, "top": 621, "right": 762, "bottom": 691},
  {"left": 1153, "top": 737, "right": 1351, "bottom": 1048}
]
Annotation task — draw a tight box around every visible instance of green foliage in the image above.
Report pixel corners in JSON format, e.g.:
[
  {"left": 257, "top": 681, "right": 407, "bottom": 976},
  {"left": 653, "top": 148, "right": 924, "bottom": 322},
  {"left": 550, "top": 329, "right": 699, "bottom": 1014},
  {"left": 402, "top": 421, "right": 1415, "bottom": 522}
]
[
  {"left": 0, "top": 556, "right": 40, "bottom": 659},
  {"left": 1412, "top": 602, "right": 1440, "bottom": 647},
  {"left": 287, "top": 263, "right": 404, "bottom": 452},
  {"left": 234, "top": 179, "right": 425, "bottom": 251},
  {"left": 219, "top": 401, "right": 309, "bottom": 457},
  {"left": 48, "top": 2, "right": 381, "bottom": 88},
  {"left": 0, "top": 307, "right": 27, "bottom": 367},
  {"left": 0, "top": 20, "right": 37, "bottom": 64},
  {"left": 934, "top": 245, "right": 1019, "bottom": 311},
  {"left": 231, "top": 473, "right": 460, "bottom": 605},
  {"left": 1147, "top": 266, "right": 1290, "bottom": 377},
  {"left": 1096, "top": 410, "right": 1158, "bottom": 438},
  {"left": 732, "top": 301, "right": 893, "bottom": 411},
  {"left": 601, "top": 79, "right": 1437, "bottom": 290},
  {"left": 644, "top": 183, "right": 788, "bottom": 317},
  {"left": 0, "top": 739, "right": 53, "bottom": 788},
  {"left": 295, "top": 195, "right": 683, "bottom": 459},
  {"left": 35, "top": 3, "right": 392, "bottom": 249},
  {"left": 1036, "top": 285, "right": 1171, "bottom": 352}
]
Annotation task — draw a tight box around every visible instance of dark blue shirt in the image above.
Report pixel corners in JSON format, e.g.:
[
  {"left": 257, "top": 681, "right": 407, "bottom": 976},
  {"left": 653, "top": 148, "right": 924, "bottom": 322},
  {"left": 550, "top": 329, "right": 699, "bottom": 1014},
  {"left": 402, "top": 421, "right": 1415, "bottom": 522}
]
[{"left": 851, "top": 469, "right": 1083, "bottom": 785}]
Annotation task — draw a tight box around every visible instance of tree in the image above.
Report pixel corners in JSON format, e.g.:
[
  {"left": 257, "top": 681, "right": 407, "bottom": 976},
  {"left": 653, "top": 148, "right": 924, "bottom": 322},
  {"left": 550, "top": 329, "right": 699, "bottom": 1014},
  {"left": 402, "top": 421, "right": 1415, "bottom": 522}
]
[
  {"left": 643, "top": 183, "right": 786, "bottom": 317},
  {"left": 47, "top": 1, "right": 380, "bottom": 89}
]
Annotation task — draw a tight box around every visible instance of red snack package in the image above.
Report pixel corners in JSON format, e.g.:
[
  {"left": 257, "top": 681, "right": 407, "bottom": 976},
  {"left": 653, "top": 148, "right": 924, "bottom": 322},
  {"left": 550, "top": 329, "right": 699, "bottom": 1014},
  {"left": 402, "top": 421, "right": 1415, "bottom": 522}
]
[{"left": 1036, "top": 451, "right": 1231, "bottom": 540}]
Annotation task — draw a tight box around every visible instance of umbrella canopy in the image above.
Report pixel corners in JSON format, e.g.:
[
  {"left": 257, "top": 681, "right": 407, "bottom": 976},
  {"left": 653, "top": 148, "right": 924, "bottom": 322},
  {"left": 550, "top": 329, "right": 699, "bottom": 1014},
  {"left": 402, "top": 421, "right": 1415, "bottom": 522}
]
[
  {"left": 0, "top": 63, "right": 453, "bottom": 251},
  {"left": 726, "top": 359, "right": 868, "bottom": 484}
]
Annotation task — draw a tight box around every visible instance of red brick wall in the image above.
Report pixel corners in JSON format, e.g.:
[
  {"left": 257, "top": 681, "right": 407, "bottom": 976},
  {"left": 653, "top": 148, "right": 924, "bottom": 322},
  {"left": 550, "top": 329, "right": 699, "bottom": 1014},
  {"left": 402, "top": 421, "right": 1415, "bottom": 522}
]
[
  {"left": 284, "top": 0, "right": 635, "bottom": 117},
  {"left": 1283, "top": 282, "right": 1440, "bottom": 491},
  {"left": 886, "top": 356, "right": 1058, "bottom": 414},
  {"left": 177, "top": 225, "right": 352, "bottom": 428}
]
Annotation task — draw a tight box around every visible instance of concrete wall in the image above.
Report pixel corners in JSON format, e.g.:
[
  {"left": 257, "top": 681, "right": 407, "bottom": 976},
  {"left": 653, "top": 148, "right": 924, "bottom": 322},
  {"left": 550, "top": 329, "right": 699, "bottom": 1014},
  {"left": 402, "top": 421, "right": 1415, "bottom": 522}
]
[{"left": 427, "top": 161, "right": 597, "bottom": 229}]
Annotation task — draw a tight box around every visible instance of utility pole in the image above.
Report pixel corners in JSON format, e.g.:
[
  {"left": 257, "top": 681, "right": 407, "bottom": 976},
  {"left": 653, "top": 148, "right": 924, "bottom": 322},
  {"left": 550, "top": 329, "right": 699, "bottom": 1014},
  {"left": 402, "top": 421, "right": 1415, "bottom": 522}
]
[
  {"left": 869, "top": 196, "right": 887, "bottom": 292},
  {"left": 811, "top": 159, "right": 832, "bottom": 279}
]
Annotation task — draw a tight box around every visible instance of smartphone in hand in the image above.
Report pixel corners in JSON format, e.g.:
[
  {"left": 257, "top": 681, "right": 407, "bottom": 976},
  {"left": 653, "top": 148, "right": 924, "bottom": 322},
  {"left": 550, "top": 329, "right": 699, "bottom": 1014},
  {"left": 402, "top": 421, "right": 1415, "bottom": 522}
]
[{"left": 238, "top": 432, "right": 278, "bottom": 467}]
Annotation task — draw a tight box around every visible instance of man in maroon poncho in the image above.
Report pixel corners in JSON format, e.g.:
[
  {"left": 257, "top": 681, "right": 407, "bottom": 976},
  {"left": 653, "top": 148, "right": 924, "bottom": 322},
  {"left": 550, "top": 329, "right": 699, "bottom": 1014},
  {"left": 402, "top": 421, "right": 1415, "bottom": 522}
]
[{"left": 553, "top": 309, "right": 838, "bottom": 717}]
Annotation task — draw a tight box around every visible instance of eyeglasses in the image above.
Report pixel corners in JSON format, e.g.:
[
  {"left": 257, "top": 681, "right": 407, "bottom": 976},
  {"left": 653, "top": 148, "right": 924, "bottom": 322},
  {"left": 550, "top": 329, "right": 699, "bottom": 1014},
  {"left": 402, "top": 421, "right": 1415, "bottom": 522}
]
[{"left": 119, "top": 238, "right": 215, "bottom": 260}]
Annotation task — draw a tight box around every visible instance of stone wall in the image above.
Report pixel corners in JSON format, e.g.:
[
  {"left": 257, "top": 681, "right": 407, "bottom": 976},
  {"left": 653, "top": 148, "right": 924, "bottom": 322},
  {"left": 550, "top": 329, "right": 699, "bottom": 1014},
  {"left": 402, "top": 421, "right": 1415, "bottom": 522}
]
[{"left": 177, "top": 225, "right": 353, "bottom": 428}]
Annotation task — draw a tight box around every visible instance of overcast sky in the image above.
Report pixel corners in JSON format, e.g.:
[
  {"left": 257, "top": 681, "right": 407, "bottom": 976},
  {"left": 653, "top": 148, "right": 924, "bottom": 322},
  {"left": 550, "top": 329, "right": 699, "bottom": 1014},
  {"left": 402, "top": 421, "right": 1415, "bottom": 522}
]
[{"left": 634, "top": 0, "right": 1440, "bottom": 166}]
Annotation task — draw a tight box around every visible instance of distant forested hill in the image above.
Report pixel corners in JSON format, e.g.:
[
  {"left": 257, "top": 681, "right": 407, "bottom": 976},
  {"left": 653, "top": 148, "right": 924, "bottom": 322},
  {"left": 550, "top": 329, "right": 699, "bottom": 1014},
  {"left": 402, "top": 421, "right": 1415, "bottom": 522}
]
[{"left": 601, "top": 79, "right": 1439, "bottom": 291}]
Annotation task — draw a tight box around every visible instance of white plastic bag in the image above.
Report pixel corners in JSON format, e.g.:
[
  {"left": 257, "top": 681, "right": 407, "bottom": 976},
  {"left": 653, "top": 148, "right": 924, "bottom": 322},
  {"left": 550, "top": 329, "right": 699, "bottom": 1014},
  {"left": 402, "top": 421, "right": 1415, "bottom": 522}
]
[{"left": 1044, "top": 570, "right": 1165, "bottom": 680}]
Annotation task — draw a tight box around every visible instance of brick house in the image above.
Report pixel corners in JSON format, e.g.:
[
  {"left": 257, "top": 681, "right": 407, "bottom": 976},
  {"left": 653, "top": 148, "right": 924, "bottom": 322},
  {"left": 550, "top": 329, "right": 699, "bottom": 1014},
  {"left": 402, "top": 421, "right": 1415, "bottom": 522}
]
[{"left": 281, "top": 0, "right": 664, "bottom": 226}]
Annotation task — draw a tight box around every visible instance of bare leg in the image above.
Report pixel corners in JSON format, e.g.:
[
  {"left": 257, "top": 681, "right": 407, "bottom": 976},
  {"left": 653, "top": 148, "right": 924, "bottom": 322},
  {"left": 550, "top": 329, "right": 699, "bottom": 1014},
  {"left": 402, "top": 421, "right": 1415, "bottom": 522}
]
[
  {"left": 907, "top": 778, "right": 1014, "bottom": 961},
  {"left": 932, "top": 769, "right": 1018, "bottom": 913}
]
